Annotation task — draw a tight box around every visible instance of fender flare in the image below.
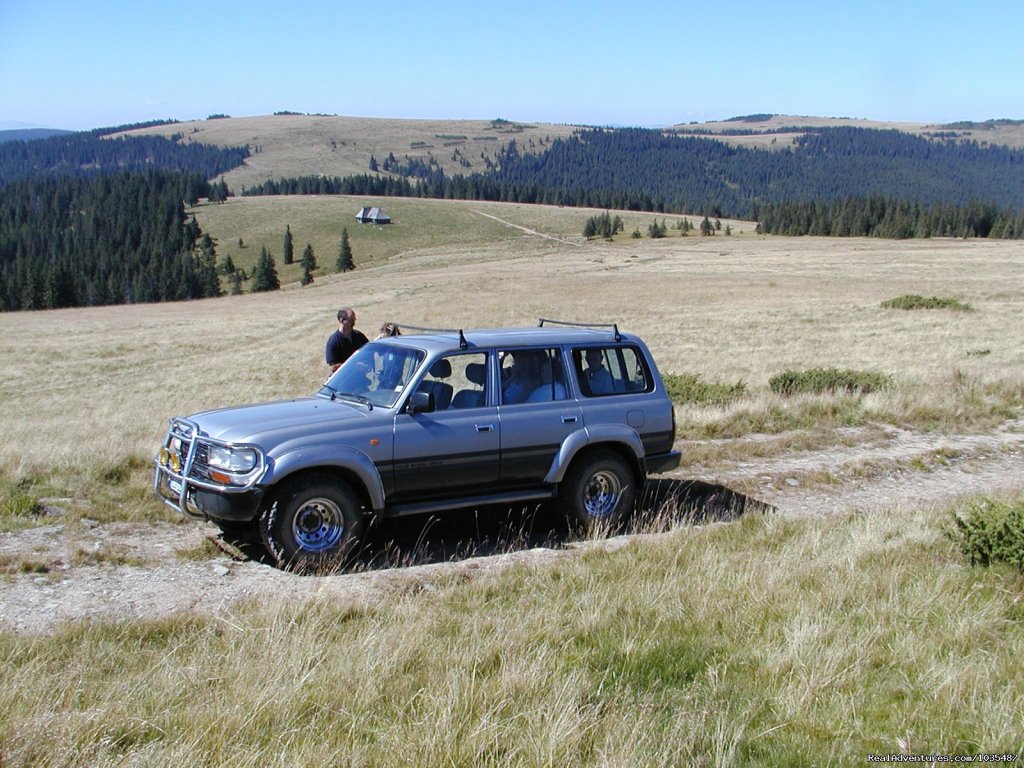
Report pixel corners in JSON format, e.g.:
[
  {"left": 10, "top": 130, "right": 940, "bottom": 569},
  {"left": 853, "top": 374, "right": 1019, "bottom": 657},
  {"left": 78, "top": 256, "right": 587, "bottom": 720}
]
[
  {"left": 544, "top": 424, "right": 646, "bottom": 484},
  {"left": 262, "top": 444, "right": 386, "bottom": 512}
]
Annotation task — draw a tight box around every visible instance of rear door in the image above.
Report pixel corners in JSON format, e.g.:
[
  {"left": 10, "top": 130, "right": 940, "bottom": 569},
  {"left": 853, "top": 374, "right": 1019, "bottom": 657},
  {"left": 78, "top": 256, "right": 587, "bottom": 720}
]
[{"left": 497, "top": 346, "right": 582, "bottom": 487}]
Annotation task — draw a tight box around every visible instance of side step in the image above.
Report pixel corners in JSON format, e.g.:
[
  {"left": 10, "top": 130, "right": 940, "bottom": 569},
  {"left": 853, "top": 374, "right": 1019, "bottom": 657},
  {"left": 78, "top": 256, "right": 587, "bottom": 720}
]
[{"left": 384, "top": 488, "right": 556, "bottom": 518}]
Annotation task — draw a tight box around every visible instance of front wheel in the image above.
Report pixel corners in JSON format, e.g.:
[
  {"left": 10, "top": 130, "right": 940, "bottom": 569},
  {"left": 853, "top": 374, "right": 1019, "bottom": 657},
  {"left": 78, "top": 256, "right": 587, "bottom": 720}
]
[
  {"left": 558, "top": 449, "right": 637, "bottom": 533},
  {"left": 259, "top": 475, "right": 366, "bottom": 573}
]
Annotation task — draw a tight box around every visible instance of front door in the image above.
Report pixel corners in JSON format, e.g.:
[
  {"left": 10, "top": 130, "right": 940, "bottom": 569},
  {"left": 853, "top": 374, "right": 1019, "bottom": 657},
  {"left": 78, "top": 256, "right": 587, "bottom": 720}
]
[{"left": 390, "top": 352, "right": 500, "bottom": 501}]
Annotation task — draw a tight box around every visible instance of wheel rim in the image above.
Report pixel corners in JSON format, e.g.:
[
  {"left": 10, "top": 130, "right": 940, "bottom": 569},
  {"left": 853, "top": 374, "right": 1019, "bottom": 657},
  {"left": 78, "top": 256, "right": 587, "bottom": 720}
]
[
  {"left": 582, "top": 470, "right": 623, "bottom": 518},
  {"left": 292, "top": 497, "right": 345, "bottom": 552}
]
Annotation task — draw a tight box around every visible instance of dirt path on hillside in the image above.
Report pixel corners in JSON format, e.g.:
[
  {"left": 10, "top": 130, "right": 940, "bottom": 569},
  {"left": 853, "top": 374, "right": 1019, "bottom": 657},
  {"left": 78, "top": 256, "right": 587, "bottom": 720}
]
[
  {"left": 2, "top": 421, "right": 1022, "bottom": 636},
  {"left": 472, "top": 209, "right": 586, "bottom": 248}
]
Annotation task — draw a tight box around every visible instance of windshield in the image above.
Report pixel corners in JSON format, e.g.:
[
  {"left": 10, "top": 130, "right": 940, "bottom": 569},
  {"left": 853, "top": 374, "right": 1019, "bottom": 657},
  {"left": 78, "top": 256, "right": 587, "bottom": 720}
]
[{"left": 320, "top": 342, "right": 425, "bottom": 408}]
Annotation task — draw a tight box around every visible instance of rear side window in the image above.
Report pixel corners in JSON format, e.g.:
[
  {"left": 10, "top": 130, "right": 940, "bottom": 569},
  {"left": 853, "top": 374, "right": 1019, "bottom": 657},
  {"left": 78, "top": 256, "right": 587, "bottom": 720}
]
[{"left": 572, "top": 346, "right": 651, "bottom": 397}]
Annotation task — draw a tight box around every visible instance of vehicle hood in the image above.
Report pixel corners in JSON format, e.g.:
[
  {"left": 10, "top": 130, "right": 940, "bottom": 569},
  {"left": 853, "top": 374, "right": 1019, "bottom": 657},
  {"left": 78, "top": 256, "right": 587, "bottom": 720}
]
[{"left": 188, "top": 396, "right": 371, "bottom": 445}]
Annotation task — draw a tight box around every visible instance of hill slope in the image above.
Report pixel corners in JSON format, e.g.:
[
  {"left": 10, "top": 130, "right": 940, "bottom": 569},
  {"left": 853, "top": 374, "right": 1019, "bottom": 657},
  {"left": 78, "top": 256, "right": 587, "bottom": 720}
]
[{"left": 121, "top": 115, "right": 581, "bottom": 191}]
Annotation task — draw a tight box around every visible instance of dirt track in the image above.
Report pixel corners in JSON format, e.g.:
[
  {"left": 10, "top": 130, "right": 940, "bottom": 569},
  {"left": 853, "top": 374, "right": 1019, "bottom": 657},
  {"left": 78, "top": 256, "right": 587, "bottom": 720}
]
[{"left": 2, "top": 421, "right": 1022, "bottom": 636}]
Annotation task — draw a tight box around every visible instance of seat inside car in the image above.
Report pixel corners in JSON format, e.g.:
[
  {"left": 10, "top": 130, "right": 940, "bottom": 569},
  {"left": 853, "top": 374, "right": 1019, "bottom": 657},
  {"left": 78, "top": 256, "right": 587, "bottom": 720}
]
[
  {"left": 417, "top": 359, "right": 454, "bottom": 410},
  {"left": 451, "top": 361, "right": 486, "bottom": 409}
]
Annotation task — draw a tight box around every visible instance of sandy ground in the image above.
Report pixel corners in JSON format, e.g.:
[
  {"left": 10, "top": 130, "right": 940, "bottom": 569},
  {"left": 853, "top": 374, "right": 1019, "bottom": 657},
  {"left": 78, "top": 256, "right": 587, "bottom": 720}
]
[{"left": 3, "top": 419, "right": 1022, "bottom": 636}]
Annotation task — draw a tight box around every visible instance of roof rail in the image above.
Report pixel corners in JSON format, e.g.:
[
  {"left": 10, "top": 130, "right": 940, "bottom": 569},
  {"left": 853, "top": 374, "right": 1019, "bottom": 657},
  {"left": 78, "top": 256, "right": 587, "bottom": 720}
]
[
  {"left": 384, "top": 322, "right": 468, "bottom": 350},
  {"left": 537, "top": 317, "right": 621, "bottom": 342}
]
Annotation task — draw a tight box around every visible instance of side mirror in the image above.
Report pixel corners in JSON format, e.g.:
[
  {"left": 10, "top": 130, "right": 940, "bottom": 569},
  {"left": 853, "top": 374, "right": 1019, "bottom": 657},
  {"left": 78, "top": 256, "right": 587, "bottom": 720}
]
[{"left": 407, "top": 391, "right": 434, "bottom": 414}]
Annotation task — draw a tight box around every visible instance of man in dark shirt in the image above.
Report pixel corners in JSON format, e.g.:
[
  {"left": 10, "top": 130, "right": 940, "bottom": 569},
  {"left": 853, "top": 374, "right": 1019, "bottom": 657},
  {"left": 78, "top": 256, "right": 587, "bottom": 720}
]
[{"left": 325, "top": 307, "right": 369, "bottom": 372}]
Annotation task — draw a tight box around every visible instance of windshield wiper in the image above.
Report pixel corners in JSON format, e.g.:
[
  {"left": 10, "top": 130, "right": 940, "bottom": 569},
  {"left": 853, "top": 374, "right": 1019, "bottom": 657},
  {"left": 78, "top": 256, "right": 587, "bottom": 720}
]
[{"left": 333, "top": 392, "right": 374, "bottom": 410}]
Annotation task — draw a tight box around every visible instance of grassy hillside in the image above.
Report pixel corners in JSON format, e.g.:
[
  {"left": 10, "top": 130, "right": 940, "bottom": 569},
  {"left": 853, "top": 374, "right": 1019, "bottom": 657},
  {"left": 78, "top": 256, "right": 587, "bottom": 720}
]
[
  {"left": 674, "top": 114, "right": 1024, "bottom": 151},
  {"left": 117, "top": 113, "right": 1024, "bottom": 196},
  {"left": 191, "top": 195, "right": 755, "bottom": 284},
  {"left": 122, "top": 115, "right": 581, "bottom": 192},
  {"left": 2, "top": 216, "right": 1021, "bottom": 499},
  {"left": 2, "top": 222, "right": 1024, "bottom": 762}
]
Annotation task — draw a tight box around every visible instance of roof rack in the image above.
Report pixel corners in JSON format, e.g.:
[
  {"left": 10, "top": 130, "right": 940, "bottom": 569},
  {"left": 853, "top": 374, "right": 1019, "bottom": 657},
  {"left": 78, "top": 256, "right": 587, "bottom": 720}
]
[
  {"left": 537, "top": 317, "right": 621, "bottom": 342},
  {"left": 384, "top": 322, "right": 468, "bottom": 350}
]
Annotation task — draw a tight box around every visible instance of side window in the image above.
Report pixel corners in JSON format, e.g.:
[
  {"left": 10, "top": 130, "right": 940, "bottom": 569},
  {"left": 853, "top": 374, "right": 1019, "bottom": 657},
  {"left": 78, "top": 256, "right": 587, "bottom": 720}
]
[
  {"left": 442, "top": 352, "right": 490, "bottom": 410},
  {"left": 573, "top": 346, "right": 651, "bottom": 397},
  {"left": 500, "top": 348, "right": 569, "bottom": 405}
]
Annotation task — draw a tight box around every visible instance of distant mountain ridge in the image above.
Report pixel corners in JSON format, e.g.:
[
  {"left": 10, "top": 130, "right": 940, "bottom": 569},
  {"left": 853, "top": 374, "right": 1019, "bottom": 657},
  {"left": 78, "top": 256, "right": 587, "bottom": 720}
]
[{"left": 0, "top": 128, "right": 74, "bottom": 143}]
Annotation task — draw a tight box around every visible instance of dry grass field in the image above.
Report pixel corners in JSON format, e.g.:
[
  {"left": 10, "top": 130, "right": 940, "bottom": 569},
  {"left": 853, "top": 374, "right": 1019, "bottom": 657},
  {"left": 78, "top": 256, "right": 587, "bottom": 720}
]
[
  {"left": 2, "top": 199, "right": 1024, "bottom": 764},
  {"left": 121, "top": 115, "right": 581, "bottom": 191},
  {"left": 673, "top": 114, "right": 1024, "bottom": 151},
  {"left": 117, "top": 113, "right": 1024, "bottom": 194},
  {"left": 2, "top": 198, "right": 1021, "bottom": 485}
]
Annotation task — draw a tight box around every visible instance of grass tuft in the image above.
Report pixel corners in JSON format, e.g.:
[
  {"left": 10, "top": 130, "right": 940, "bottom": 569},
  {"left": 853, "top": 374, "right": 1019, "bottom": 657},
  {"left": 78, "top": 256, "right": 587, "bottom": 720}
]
[
  {"left": 881, "top": 294, "right": 974, "bottom": 311},
  {"left": 949, "top": 498, "right": 1024, "bottom": 570},
  {"left": 769, "top": 367, "right": 892, "bottom": 396},
  {"left": 663, "top": 372, "right": 747, "bottom": 406}
]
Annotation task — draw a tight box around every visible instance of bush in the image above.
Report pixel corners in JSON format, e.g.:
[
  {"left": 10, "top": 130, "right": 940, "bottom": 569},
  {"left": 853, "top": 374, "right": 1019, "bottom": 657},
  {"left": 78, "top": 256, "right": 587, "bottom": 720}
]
[
  {"left": 663, "top": 373, "right": 746, "bottom": 406},
  {"left": 949, "top": 498, "right": 1024, "bottom": 571},
  {"left": 881, "top": 294, "right": 974, "bottom": 311},
  {"left": 769, "top": 368, "right": 891, "bottom": 396}
]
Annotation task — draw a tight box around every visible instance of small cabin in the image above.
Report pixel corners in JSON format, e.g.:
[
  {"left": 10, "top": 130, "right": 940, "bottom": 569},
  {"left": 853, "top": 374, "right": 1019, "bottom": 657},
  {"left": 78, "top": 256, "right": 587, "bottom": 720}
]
[{"left": 355, "top": 206, "right": 391, "bottom": 224}]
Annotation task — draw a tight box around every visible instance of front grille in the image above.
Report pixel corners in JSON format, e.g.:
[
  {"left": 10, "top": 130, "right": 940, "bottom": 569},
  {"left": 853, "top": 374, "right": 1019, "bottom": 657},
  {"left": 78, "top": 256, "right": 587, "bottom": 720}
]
[{"left": 190, "top": 442, "right": 210, "bottom": 478}]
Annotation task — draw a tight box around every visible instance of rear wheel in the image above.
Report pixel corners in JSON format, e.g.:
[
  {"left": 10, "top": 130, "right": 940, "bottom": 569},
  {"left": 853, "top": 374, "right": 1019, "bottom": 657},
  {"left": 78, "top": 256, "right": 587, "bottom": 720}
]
[
  {"left": 259, "top": 475, "right": 366, "bottom": 573},
  {"left": 559, "top": 449, "right": 636, "bottom": 533}
]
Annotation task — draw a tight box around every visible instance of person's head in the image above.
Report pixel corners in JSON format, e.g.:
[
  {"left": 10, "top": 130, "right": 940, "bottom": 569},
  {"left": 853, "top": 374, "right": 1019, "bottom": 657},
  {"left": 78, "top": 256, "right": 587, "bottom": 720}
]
[
  {"left": 376, "top": 321, "right": 400, "bottom": 339},
  {"left": 585, "top": 349, "right": 605, "bottom": 370},
  {"left": 538, "top": 355, "right": 553, "bottom": 383},
  {"left": 509, "top": 351, "right": 538, "bottom": 379},
  {"left": 337, "top": 307, "right": 357, "bottom": 332}
]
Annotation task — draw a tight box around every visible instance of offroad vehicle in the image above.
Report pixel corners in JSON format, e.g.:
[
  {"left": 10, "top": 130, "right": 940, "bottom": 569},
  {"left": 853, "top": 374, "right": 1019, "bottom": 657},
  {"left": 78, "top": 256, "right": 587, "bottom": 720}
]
[{"left": 154, "top": 320, "right": 680, "bottom": 571}]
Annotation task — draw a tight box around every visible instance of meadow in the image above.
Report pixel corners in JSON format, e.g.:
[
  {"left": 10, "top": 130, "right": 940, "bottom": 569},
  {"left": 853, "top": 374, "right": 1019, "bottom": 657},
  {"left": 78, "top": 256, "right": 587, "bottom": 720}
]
[{"left": 1, "top": 197, "right": 1023, "bottom": 764}]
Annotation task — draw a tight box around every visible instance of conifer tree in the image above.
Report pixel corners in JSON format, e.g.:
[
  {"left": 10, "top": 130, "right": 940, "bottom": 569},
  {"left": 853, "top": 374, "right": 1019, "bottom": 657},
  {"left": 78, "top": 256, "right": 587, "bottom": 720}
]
[
  {"left": 300, "top": 243, "right": 316, "bottom": 286},
  {"left": 336, "top": 228, "right": 355, "bottom": 272},
  {"left": 250, "top": 246, "right": 280, "bottom": 292},
  {"left": 283, "top": 224, "right": 294, "bottom": 265}
]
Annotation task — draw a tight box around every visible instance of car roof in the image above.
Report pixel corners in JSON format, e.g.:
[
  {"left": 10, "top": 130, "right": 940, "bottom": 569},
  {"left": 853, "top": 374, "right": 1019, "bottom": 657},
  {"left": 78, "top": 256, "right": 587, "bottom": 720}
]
[{"left": 372, "top": 325, "right": 637, "bottom": 355}]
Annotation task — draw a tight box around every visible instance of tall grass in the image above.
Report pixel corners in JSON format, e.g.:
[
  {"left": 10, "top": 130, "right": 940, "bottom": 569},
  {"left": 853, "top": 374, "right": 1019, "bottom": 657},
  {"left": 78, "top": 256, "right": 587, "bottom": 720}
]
[{"left": 1, "top": 500, "right": 1022, "bottom": 765}]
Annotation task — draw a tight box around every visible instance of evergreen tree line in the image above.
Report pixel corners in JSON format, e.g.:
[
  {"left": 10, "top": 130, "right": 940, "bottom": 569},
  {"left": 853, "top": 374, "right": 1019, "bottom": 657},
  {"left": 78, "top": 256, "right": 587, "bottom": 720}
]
[
  {"left": 0, "top": 171, "right": 221, "bottom": 311},
  {"left": 240, "top": 126, "right": 1024, "bottom": 225},
  {"left": 242, "top": 226, "right": 354, "bottom": 297},
  {"left": 754, "top": 196, "right": 1024, "bottom": 239},
  {"left": 0, "top": 129, "right": 248, "bottom": 187}
]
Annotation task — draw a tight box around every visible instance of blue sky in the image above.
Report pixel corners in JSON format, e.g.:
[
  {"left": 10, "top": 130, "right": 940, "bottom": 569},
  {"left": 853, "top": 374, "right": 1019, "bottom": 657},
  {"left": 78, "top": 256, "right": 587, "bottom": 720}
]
[{"left": 1, "top": 0, "right": 1021, "bottom": 131}]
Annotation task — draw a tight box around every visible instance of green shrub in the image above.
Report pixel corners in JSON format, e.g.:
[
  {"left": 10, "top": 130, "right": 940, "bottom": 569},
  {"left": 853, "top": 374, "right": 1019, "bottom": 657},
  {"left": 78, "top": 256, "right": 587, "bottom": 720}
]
[
  {"left": 949, "top": 499, "right": 1024, "bottom": 571},
  {"left": 1, "top": 492, "right": 42, "bottom": 518},
  {"left": 769, "top": 368, "right": 891, "bottom": 396},
  {"left": 663, "top": 373, "right": 747, "bottom": 406},
  {"left": 881, "top": 294, "right": 974, "bottom": 311}
]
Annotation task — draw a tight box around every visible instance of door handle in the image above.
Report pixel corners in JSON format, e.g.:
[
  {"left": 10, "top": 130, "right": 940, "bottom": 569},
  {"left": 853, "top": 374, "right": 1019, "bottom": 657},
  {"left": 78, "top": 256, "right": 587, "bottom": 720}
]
[
  {"left": 561, "top": 415, "right": 578, "bottom": 424},
  {"left": 475, "top": 424, "right": 495, "bottom": 432}
]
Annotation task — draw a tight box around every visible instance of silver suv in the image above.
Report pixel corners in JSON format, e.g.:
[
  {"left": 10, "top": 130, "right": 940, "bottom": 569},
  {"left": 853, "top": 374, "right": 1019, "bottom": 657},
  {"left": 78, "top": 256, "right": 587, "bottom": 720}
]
[{"left": 154, "top": 320, "right": 680, "bottom": 571}]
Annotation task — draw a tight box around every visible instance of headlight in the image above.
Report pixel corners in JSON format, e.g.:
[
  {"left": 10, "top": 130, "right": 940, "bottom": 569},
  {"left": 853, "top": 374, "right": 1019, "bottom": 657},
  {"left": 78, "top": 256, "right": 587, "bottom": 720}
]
[{"left": 206, "top": 445, "right": 259, "bottom": 473}]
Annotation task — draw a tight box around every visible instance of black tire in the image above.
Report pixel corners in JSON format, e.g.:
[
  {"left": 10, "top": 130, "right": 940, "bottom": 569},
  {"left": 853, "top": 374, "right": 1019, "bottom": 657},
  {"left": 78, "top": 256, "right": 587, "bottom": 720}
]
[
  {"left": 259, "top": 475, "right": 366, "bottom": 573},
  {"left": 213, "top": 519, "right": 259, "bottom": 545},
  {"left": 558, "top": 449, "right": 637, "bottom": 532}
]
